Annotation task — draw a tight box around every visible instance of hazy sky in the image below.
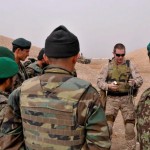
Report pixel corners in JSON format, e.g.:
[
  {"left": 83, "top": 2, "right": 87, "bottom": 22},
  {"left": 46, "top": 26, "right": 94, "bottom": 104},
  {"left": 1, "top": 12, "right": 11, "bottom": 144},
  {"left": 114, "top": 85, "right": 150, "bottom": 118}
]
[{"left": 0, "top": 0, "right": 150, "bottom": 58}]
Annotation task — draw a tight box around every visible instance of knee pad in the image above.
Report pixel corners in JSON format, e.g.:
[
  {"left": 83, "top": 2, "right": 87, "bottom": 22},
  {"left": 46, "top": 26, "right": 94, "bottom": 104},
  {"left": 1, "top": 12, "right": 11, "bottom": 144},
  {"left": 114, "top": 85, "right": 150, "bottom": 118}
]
[{"left": 125, "top": 123, "right": 135, "bottom": 140}]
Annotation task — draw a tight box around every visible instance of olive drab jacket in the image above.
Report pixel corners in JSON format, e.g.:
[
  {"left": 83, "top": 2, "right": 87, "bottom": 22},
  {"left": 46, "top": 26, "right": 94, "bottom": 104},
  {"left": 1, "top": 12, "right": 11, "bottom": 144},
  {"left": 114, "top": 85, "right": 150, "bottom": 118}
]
[
  {"left": 0, "top": 91, "right": 9, "bottom": 149},
  {"left": 0, "top": 91, "right": 8, "bottom": 127},
  {"left": 1, "top": 66, "right": 111, "bottom": 150}
]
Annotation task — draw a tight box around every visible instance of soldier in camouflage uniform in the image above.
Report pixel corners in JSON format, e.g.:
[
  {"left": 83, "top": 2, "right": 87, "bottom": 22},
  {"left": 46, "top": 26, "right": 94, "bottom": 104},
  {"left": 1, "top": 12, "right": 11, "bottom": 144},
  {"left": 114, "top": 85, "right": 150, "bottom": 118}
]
[
  {"left": 26, "top": 48, "right": 48, "bottom": 78},
  {"left": 97, "top": 43, "right": 143, "bottom": 150},
  {"left": 136, "top": 43, "right": 150, "bottom": 150},
  {"left": 12, "top": 38, "right": 31, "bottom": 89},
  {"left": 1, "top": 25, "right": 111, "bottom": 150},
  {"left": 0, "top": 57, "right": 18, "bottom": 149}
]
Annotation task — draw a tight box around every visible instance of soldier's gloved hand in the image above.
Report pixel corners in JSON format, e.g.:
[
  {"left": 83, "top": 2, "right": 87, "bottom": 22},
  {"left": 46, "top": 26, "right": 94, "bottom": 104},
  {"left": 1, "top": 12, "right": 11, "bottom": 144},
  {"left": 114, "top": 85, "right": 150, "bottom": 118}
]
[
  {"left": 128, "top": 79, "right": 135, "bottom": 87},
  {"left": 108, "top": 82, "right": 119, "bottom": 91}
]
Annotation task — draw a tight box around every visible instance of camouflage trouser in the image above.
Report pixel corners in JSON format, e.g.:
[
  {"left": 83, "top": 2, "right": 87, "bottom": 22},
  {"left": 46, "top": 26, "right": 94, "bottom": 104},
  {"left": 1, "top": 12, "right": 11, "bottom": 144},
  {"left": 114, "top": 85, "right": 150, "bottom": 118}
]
[{"left": 105, "top": 95, "right": 136, "bottom": 146}]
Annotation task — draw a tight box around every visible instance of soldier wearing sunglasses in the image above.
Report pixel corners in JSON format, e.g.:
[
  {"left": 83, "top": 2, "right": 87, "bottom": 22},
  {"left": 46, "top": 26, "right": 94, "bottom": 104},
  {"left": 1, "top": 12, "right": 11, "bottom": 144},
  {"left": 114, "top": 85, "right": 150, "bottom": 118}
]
[{"left": 97, "top": 43, "right": 143, "bottom": 150}]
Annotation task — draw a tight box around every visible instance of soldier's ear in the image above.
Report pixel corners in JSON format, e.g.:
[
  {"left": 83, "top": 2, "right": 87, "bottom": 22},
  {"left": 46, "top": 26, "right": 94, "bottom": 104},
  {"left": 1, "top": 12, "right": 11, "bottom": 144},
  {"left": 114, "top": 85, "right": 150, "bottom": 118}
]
[
  {"left": 72, "top": 53, "right": 79, "bottom": 64},
  {"left": 43, "top": 54, "right": 50, "bottom": 64},
  {"left": 15, "top": 48, "right": 21, "bottom": 53},
  {"left": 77, "top": 53, "right": 80, "bottom": 59}
]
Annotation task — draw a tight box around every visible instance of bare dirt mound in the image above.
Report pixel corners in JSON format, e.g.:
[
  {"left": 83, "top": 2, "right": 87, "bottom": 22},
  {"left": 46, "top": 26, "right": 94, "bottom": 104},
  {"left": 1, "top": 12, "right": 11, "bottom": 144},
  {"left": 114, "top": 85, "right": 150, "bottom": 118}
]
[
  {"left": 0, "top": 35, "right": 40, "bottom": 57},
  {"left": 76, "top": 59, "right": 108, "bottom": 88},
  {"left": 126, "top": 48, "right": 150, "bottom": 73}
]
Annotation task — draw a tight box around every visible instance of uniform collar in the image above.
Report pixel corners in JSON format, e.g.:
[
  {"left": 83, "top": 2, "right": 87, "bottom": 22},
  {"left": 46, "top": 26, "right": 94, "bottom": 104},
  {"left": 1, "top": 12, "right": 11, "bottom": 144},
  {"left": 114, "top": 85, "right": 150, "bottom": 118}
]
[
  {"left": 43, "top": 65, "right": 75, "bottom": 76},
  {"left": 112, "top": 59, "right": 126, "bottom": 65}
]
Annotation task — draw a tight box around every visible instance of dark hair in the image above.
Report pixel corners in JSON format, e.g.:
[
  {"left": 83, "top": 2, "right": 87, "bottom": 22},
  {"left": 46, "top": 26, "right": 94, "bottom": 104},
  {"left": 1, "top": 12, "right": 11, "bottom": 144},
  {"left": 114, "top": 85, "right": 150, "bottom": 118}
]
[
  {"left": 0, "top": 78, "right": 8, "bottom": 85},
  {"left": 0, "top": 76, "right": 13, "bottom": 86},
  {"left": 37, "top": 48, "right": 44, "bottom": 60},
  {"left": 148, "top": 52, "right": 150, "bottom": 57},
  {"left": 113, "top": 43, "right": 125, "bottom": 53}
]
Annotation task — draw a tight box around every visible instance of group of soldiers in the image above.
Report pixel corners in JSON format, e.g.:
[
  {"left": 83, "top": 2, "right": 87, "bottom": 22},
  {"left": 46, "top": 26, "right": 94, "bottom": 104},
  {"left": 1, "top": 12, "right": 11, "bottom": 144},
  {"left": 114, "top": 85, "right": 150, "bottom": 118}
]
[{"left": 0, "top": 25, "right": 149, "bottom": 150}]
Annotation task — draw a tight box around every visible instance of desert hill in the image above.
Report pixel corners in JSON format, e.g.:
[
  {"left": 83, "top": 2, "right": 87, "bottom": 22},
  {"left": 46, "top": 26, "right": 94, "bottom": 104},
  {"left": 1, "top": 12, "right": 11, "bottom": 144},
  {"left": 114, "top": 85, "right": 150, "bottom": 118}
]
[
  {"left": 1, "top": 34, "right": 149, "bottom": 89},
  {"left": 126, "top": 48, "right": 150, "bottom": 73},
  {"left": 0, "top": 35, "right": 41, "bottom": 57},
  {"left": 1, "top": 35, "right": 149, "bottom": 72},
  {"left": 76, "top": 47, "right": 150, "bottom": 89}
]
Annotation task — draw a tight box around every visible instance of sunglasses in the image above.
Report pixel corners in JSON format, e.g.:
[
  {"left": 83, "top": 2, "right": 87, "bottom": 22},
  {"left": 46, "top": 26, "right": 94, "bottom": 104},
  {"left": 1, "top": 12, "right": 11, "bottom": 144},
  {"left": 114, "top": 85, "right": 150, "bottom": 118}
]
[{"left": 115, "top": 53, "right": 125, "bottom": 57}]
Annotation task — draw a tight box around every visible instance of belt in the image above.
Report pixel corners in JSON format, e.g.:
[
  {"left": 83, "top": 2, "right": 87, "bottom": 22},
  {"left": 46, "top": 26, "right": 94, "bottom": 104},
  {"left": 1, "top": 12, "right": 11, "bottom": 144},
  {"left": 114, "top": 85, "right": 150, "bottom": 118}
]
[{"left": 107, "top": 92, "right": 128, "bottom": 96}]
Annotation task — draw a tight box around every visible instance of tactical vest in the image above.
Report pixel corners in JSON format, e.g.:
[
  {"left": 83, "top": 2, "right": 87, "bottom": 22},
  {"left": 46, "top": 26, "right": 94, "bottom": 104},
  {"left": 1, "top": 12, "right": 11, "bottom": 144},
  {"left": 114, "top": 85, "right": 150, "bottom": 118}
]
[
  {"left": 106, "top": 59, "right": 131, "bottom": 93},
  {"left": 20, "top": 77, "right": 90, "bottom": 149}
]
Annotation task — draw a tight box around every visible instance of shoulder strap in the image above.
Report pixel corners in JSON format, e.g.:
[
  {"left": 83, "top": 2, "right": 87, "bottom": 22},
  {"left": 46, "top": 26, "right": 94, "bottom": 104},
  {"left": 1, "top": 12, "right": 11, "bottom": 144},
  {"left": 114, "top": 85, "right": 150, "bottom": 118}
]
[
  {"left": 125, "top": 59, "right": 132, "bottom": 80},
  {"left": 126, "top": 60, "right": 130, "bottom": 67},
  {"left": 108, "top": 59, "right": 112, "bottom": 63}
]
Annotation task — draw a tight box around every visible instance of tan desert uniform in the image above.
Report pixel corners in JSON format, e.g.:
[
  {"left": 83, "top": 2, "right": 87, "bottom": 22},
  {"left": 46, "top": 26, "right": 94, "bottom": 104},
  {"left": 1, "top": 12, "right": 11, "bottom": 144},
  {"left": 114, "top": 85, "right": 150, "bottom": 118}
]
[{"left": 97, "top": 59, "right": 143, "bottom": 150}]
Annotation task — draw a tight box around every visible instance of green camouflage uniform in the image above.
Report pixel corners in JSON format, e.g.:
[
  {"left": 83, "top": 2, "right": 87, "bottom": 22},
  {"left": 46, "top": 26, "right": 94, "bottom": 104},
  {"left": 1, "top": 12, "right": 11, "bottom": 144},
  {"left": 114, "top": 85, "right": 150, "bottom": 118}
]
[
  {"left": 97, "top": 59, "right": 143, "bottom": 150},
  {"left": 136, "top": 87, "right": 150, "bottom": 150},
  {"left": 0, "top": 91, "right": 8, "bottom": 127},
  {"left": 0, "top": 91, "right": 9, "bottom": 149},
  {"left": 1, "top": 66, "right": 111, "bottom": 150},
  {"left": 26, "top": 61, "right": 43, "bottom": 78},
  {"left": 14, "top": 62, "right": 28, "bottom": 90}
]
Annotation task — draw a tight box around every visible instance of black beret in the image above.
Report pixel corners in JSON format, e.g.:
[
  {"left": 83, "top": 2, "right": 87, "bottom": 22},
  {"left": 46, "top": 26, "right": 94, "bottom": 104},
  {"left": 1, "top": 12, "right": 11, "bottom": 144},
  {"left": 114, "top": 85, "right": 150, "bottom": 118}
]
[
  {"left": 45, "top": 25, "right": 80, "bottom": 58},
  {"left": 12, "top": 38, "right": 31, "bottom": 49},
  {"left": 37, "top": 48, "right": 45, "bottom": 60}
]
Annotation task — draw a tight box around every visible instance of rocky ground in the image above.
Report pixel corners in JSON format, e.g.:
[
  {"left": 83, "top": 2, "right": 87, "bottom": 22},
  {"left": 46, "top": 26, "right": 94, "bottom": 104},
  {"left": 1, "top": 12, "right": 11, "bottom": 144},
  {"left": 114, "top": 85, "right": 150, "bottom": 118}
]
[{"left": 76, "top": 59, "right": 150, "bottom": 150}]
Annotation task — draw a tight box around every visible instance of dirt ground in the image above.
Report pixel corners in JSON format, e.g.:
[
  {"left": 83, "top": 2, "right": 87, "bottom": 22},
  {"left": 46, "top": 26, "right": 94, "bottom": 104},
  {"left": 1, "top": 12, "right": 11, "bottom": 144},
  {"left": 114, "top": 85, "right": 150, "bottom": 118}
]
[{"left": 76, "top": 60, "right": 150, "bottom": 150}]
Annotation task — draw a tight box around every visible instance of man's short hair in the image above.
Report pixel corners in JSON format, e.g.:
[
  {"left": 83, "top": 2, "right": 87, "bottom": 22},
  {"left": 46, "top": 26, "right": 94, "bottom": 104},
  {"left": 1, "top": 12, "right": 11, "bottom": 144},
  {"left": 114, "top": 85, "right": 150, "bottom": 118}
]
[
  {"left": 113, "top": 43, "right": 125, "bottom": 53},
  {"left": 37, "top": 48, "right": 44, "bottom": 60}
]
